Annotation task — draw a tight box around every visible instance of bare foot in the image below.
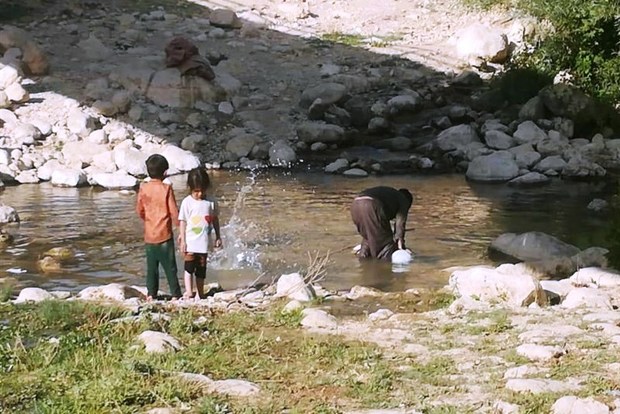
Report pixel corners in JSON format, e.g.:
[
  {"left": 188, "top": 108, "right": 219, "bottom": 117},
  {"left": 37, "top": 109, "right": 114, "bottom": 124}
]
[
  {"left": 146, "top": 295, "right": 154, "bottom": 302},
  {"left": 182, "top": 292, "right": 194, "bottom": 300}
]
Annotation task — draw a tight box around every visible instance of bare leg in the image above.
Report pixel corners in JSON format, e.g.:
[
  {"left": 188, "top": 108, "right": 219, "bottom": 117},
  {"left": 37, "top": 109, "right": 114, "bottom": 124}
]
[
  {"left": 195, "top": 277, "right": 205, "bottom": 299},
  {"left": 183, "top": 270, "right": 194, "bottom": 299}
]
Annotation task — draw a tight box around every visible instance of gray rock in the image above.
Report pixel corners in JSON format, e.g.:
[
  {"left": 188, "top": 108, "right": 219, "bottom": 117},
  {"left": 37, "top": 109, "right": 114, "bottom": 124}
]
[
  {"left": 297, "top": 122, "right": 345, "bottom": 144},
  {"left": 513, "top": 120, "right": 547, "bottom": 145},
  {"left": 508, "top": 172, "right": 550, "bottom": 187},
  {"left": 490, "top": 231, "right": 580, "bottom": 262},
  {"left": 299, "top": 83, "right": 347, "bottom": 109},
  {"left": 435, "top": 124, "right": 480, "bottom": 151},
  {"left": 269, "top": 140, "right": 297, "bottom": 167},
  {"left": 466, "top": 151, "right": 519, "bottom": 182},
  {"left": 484, "top": 130, "right": 515, "bottom": 149}
]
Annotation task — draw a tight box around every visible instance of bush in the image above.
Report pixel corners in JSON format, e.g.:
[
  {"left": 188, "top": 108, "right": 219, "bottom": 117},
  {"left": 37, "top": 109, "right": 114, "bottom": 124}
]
[{"left": 463, "top": 0, "right": 620, "bottom": 103}]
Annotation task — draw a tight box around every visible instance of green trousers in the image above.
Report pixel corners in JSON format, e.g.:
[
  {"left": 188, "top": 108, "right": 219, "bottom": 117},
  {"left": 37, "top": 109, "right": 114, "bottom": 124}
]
[{"left": 145, "top": 238, "right": 181, "bottom": 298}]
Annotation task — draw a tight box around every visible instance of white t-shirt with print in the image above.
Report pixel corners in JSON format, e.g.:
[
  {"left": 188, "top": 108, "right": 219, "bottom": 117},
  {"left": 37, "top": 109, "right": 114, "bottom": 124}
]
[{"left": 178, "top": 195, "right": 218, "bottom": 254}]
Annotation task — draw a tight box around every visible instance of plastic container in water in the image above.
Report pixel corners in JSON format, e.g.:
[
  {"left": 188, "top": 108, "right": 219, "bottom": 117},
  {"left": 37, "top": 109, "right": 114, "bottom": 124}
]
[{"left": 391, "top": 249, "right": 413, "bottom": 264}]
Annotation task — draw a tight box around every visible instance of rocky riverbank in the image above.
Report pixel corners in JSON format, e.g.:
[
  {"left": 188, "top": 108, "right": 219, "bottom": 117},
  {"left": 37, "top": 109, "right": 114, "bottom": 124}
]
[
  {"left": 3, "top": 262, "right": 620, "bottom": 413},
  {"left": 0, "top": 0, "right": 619, "bottom": 192}
]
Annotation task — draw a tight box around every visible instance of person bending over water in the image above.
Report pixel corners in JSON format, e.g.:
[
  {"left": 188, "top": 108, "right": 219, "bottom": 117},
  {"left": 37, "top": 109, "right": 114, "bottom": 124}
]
[
  {"left": 350, "top": 186, "right": 413, "bottom": 260},
  {"left": 178, "top": 167, "right": 222, "bottom": 299},
  {"left": 136, "top": 154, "right": 182, "bottom": 300}
]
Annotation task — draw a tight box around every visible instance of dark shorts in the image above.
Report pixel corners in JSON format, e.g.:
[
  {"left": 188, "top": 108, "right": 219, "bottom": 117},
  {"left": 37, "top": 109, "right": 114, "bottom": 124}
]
[{"left": 184, "top": 252, "right": 208, "bottom": 279}]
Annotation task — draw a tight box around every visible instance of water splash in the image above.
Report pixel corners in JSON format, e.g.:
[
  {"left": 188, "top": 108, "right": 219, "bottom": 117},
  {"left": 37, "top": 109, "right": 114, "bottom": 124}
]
[{"left": 209, "top": 173, "right": 262, "bottom": 271}]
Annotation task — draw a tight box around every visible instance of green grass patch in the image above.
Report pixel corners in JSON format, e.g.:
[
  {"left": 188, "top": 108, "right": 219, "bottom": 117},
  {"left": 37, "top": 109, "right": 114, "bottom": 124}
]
[
  {"left": 0, "top": 300, "right": 406, "bottom": 412},
  {"left": 403, "top": 356, "right": 457, "bottom": 387},
  {"left": 320, "top": 32, "right": 365, "bottom": 47},
  {"left": 505, "top": 391, "right": 557, "bottom": 414}
]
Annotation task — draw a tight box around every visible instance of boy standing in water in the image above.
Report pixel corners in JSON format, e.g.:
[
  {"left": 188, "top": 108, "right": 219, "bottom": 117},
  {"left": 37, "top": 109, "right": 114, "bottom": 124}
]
[
  {"left": 178, "top": 167, "right": 222, "bottom": 299},
  {"left": 136, "top": 154, "right": 182, "bottom": 300}
]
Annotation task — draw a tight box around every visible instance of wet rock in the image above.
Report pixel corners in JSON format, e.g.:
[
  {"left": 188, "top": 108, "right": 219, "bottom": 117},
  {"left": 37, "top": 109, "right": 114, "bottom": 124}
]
[
  {"left": 43, "top": 247, "right": 74, "bottom": 261},
  {"left": 269, "top": 140, "right": 296, "bottom": 167},
  {"left": 0, "top": 204, "right": 19, "bottom": 223},
  {"left": 37, "top": 256, "right": 62, "bottom": 273},
  {"left": 508, "top": 172, "right": 550, "bottom": 187},
  {"left": 490, "top": 231, "right": 580, "bottom": 262}
]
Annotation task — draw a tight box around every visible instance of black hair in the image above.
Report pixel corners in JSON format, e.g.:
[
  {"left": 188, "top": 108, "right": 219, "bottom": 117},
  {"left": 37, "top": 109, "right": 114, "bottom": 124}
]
[
  {"left": 187, "top": 167, "right": 211, "bottom": 192},
  {"left": 145, "top": 154, "right": 169, "bottom": 179},
  {"left": 398, "top": 188, "right": 413, "bottom": 208}
]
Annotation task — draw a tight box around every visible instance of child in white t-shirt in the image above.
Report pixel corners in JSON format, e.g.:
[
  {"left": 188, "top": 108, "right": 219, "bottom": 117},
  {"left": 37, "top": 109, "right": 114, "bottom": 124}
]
[{"left": 178, "top": 167, "right": 222, "bottom": 299}]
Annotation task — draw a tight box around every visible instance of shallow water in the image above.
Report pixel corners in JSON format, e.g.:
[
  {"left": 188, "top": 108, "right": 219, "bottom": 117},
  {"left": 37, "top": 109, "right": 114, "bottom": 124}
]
[{"left": 0, "top": 171, "right": 615, "bottom": 293}]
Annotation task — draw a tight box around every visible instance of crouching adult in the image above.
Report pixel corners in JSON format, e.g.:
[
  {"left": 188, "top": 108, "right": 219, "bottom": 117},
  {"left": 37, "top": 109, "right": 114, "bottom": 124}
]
[{"left": 350, "top": 186, "right": 413, "bottom": 260}]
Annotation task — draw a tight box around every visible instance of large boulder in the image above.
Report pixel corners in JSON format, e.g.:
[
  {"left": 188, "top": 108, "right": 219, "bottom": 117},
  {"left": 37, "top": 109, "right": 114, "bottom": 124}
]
[
  {"left": 435, "top": 124, "right": 480, "bottom": 152},
  {"left": 0, "top": 26, "right": 49, "bottom": 75},
  {"left": 466, "top": 151, "right": 519, "bottom": 182},
  {"left": 448, "top": 263, "right": 547, "bottom": 307},
  {"left": 489, "top": 231, "right": 580, "bottom": 262}
]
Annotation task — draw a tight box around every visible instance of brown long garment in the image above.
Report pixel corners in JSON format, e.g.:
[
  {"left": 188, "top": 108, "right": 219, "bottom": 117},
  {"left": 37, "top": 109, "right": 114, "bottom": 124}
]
[{"left": 350, "top": 197, "right": 398, "bottom": 260}]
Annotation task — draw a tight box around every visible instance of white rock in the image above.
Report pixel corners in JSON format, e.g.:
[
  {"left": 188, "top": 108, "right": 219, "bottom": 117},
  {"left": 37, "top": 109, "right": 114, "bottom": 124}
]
[
  {"left": 570, "top": 267, "right": 620, "bottom": 288},
  {"left": 14, "top": 287, "right": 54, "bottom": 303},
  {"left": 368, "top": 309, "right": 394, "bottom": 322},
  {"left": 90, "top": 171, "right": 138, "bottom": 189},
  {"left": 283, "top": 300, "right": 303, "bottom": 313},
  {"left": 300, "top": 309, "right": 337, "bottom": 328},
  {"left": 78, "top": 283, "right": 145, "bottom": 301},
  {"left": 276, "top": 272, "right": 315, "bottom": 302},
  {"left": 562, "top": 288, "right": 613, "bottom": 310},
  {"left": 506, "top": 378, "right": 580, "bottom": 394},
  {"left": 0, "top": 204, "right": 19, "bottom": 223},
  {"left": 492, "top": 401, "right": 520, "bottom": 414},
  {"left": 516, "top": 344, "right": 566, "bottom": 361},
  {"left": 0, "top": 65, "right": 19, "bottom": 89},
  {"left": 137, "top": 330, "right": 183, "bottom": 354},
  {"left": 551, "top": 396, "right": 610, "bottom": 414},
  {"left": 448, "top": 263, "right": 546, "bottom": 307},
  {"left": 51, "top": 168, "right": 87, "bottom": 187},
  {"left": 160, "top": 145, "right": 201, "bottom": 174},
  {"left": 5, "top": 82, "right": 28, "bottom": 102}
]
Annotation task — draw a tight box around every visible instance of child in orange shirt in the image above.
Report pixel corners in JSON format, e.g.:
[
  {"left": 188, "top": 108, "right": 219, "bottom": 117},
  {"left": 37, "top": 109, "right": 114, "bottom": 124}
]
[{"left": 136, "top": 154, "right": 182, "bottom": 300}]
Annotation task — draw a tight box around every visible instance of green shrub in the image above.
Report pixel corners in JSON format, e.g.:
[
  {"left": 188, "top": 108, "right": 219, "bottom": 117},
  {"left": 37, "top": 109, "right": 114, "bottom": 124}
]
[{"left": 462, "top": 0, "right": 620, "bottom": 103}]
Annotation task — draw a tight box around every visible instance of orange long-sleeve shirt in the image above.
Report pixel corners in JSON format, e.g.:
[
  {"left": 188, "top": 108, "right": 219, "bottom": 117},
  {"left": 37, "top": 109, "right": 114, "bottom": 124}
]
[{"left": 136, "top": 179, "right": 179, "bottom": 244}]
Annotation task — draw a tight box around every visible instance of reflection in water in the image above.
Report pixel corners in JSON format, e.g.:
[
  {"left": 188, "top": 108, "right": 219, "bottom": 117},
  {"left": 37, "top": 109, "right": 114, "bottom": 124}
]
[{"left": 0, "top": 172, "right": 615, "bottom": 292}]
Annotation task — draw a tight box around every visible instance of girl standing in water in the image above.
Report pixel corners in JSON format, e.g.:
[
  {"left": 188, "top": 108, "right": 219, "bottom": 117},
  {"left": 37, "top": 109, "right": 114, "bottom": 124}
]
[{"left": 178, "top": 168, "right": 222, "bottom": 299}]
